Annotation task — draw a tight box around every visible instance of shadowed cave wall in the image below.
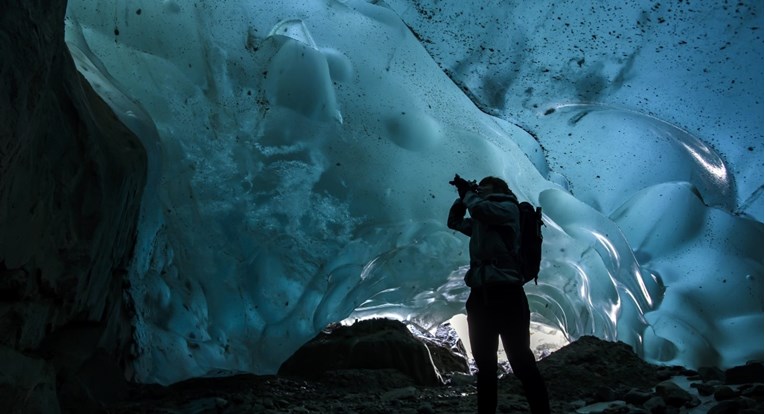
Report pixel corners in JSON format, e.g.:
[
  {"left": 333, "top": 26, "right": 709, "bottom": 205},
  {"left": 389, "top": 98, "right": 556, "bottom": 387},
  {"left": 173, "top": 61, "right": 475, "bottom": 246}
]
[{"left": 1, "top": 0, "right": 146, "bottom": 411}]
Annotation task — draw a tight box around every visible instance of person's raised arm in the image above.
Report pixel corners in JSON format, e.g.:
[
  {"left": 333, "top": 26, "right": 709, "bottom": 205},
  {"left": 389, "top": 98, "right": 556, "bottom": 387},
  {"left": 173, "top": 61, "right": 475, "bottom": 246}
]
[
  {"left": 447, "top": 198, "right": 472, "bottom": 236},
  {"left": 463, "top": 192, "right": 516, "bottom": 225}
]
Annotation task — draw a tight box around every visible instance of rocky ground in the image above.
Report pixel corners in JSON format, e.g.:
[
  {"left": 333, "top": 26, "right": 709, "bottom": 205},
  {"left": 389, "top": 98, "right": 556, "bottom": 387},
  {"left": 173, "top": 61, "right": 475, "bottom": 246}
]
[{"left": 101, "top": 321, "right": 762, "bottom": 414}]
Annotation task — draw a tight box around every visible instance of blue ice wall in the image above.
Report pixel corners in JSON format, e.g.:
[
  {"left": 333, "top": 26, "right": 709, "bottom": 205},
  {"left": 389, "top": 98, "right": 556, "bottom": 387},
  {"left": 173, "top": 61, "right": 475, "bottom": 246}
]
[{"left": 64, "top": 0, "right": 762, "bottom": 384}]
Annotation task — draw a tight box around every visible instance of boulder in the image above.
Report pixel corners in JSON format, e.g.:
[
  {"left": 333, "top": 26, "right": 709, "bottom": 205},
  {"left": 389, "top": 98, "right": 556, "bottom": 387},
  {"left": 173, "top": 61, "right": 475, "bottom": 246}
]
[
  {"left": 278, "top": 319, "right": 451, "bottom": 386},
  {"left": 724, "top": 361, "right": 763, "bottom": 385}
]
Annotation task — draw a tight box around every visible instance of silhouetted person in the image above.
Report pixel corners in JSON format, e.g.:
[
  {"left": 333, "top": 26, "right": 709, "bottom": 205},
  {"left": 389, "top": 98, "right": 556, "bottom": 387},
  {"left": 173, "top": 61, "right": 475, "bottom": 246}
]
[{"left": 448, "top": 175, "right": 550, "bottom": 414}]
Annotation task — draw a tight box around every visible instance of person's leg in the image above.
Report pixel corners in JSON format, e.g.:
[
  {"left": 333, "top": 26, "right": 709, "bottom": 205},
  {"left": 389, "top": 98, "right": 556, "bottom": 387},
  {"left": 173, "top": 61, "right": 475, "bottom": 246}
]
[
  {"left": 466, "top": 289, "right": 499, "bottom": 414},
  {"left": 497, "top": 288, "right": 550, "bottom": 414}
]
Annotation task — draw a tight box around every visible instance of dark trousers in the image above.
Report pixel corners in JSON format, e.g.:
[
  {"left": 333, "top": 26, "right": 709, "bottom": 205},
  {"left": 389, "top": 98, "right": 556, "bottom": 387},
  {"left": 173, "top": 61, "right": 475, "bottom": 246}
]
[{"left": 466, "top": 285, "right": 550, "bottom": 414}]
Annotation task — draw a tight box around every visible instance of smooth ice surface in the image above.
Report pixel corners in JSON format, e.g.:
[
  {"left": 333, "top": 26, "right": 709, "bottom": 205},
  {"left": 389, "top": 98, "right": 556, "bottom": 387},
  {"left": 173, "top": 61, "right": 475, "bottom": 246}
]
[{"left": 64, "top": 0, "right": 763, "bottom": 384}]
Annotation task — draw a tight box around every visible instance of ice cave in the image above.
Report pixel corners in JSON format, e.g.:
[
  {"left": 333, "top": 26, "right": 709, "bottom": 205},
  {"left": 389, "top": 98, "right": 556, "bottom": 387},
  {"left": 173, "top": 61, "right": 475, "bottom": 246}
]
[{"left": 1, "top": 0, "right": 762, "bottom": 410}]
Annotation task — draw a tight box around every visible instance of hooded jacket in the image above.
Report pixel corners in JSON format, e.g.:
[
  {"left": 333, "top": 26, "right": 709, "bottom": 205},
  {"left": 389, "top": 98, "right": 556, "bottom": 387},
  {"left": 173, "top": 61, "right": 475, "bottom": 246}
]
[{"left": 447, "top": 191, "right": 524, "bottom": 287}]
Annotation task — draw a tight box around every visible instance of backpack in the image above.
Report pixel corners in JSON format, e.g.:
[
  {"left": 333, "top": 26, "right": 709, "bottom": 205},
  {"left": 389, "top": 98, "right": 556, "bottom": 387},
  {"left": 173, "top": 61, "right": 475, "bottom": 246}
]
[{"left": 501, "top": 201, "right": 544, "bottom": 285}]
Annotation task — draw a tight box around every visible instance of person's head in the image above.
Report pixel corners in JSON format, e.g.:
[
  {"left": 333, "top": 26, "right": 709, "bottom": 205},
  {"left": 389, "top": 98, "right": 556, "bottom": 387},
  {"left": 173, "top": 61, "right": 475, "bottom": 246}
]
[{"left": 477, "top": 176, "right": 515, "bottom": 198}]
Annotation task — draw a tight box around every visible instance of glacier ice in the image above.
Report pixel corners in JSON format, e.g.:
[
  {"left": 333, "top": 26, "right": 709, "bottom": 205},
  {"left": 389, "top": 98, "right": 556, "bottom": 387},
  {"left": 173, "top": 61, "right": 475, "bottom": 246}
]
[{"left": 63, "top": 0, "right": 762, "bottom": 384}]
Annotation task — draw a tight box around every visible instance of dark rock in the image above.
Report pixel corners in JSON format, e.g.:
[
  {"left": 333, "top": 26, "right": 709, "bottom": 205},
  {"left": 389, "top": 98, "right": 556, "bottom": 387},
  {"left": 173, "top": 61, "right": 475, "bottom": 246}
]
[
  {"left": 0, "top": 268, "right": 28, "bottom": 300},
  {"left": 656, "top": 366, "right": 686, "bottom": 381},
  {"left": 739, "top": 383, "right": 764, "bottom": 400},
  {"left": 0, "top": 348, "right": 59, "bottom": 414},
  {"left": 278, "top": 319, "right": 443, "bottom": 386},
  {"left": 594, "top": 385, "right": 617, "bottom": 401},
  {"left": 570, "top": 399, "right": 588, "bottom": 410},
  {"left": 537, "top": 335, "right": 659, "bottom": 402},
  {"left": 697, "top": 366, "right": 725, "bottom": 382},
  {"left": 321, "top": 368, "right": 416, "bottom": 390},
  {"left": 416, "top": 402, "right": 435, "bottom": 414},
  {"left": 654, "top": 381, "right": 694, "bottom": 407},
  {"left": 690, "top": 381, "right": 716, "bottom": 396},
  {"left": 678, "top": 367, "right": 698, "bottom": 376},
  {"left": 713, "top": 385, "right": 740, "bottom": 400},
  {"left": 448, "top": 371, "right": 475, "bottom": 386},
  {"left": 643, "top": 395, "right": 666, "bottom": 413},
  {"left": 360, "top": 406, "right": 387, "bottom": 414},
  {"left": 57, "top": 349, "right": 129, "bottom": 413},
  {"left": 623, "top": 388, "right": 653, "bottom": 405},
  {"left": 740, "top": 396, "right": 761, "bottom": 409},
  {"left": 90, "top": 326, "right": 764, "bottom": 414},
  {"left": 724, "top": 361, "right": 763, "bottom": 385},
  {"left": 380, "top": 386, "right": 417, "bottom": 401},
  {"left": 577, "top": 400, "right": 630, "bottom": 413},
  {"left": 707, "top": 400, "right": 741, "bottom": 414}
]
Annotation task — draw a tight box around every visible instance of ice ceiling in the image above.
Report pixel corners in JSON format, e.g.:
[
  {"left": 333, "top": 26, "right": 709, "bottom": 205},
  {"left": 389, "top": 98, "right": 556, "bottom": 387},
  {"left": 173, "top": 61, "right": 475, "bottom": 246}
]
[{"left": 64, "top": 0, "right": 763, "bottom": 385}]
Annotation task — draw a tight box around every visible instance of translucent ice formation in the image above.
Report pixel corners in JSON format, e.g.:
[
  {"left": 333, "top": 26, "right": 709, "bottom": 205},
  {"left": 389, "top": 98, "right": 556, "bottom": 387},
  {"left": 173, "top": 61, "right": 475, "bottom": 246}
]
[{"left": 64, "top": 0, "right": 762, "bottom": 384}]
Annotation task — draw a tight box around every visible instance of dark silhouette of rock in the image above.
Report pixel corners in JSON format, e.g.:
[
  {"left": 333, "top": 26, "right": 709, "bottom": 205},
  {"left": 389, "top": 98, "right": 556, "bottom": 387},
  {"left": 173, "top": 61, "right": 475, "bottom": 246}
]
[
  {"left": 725, "top": 361, "right": 763, "bottom": 385},
  {"left": 278, "top": 318, "right": 449, "bottom": 386},
  {"left": 99, "top": 321, "right": 764, "bottom": 413}
]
